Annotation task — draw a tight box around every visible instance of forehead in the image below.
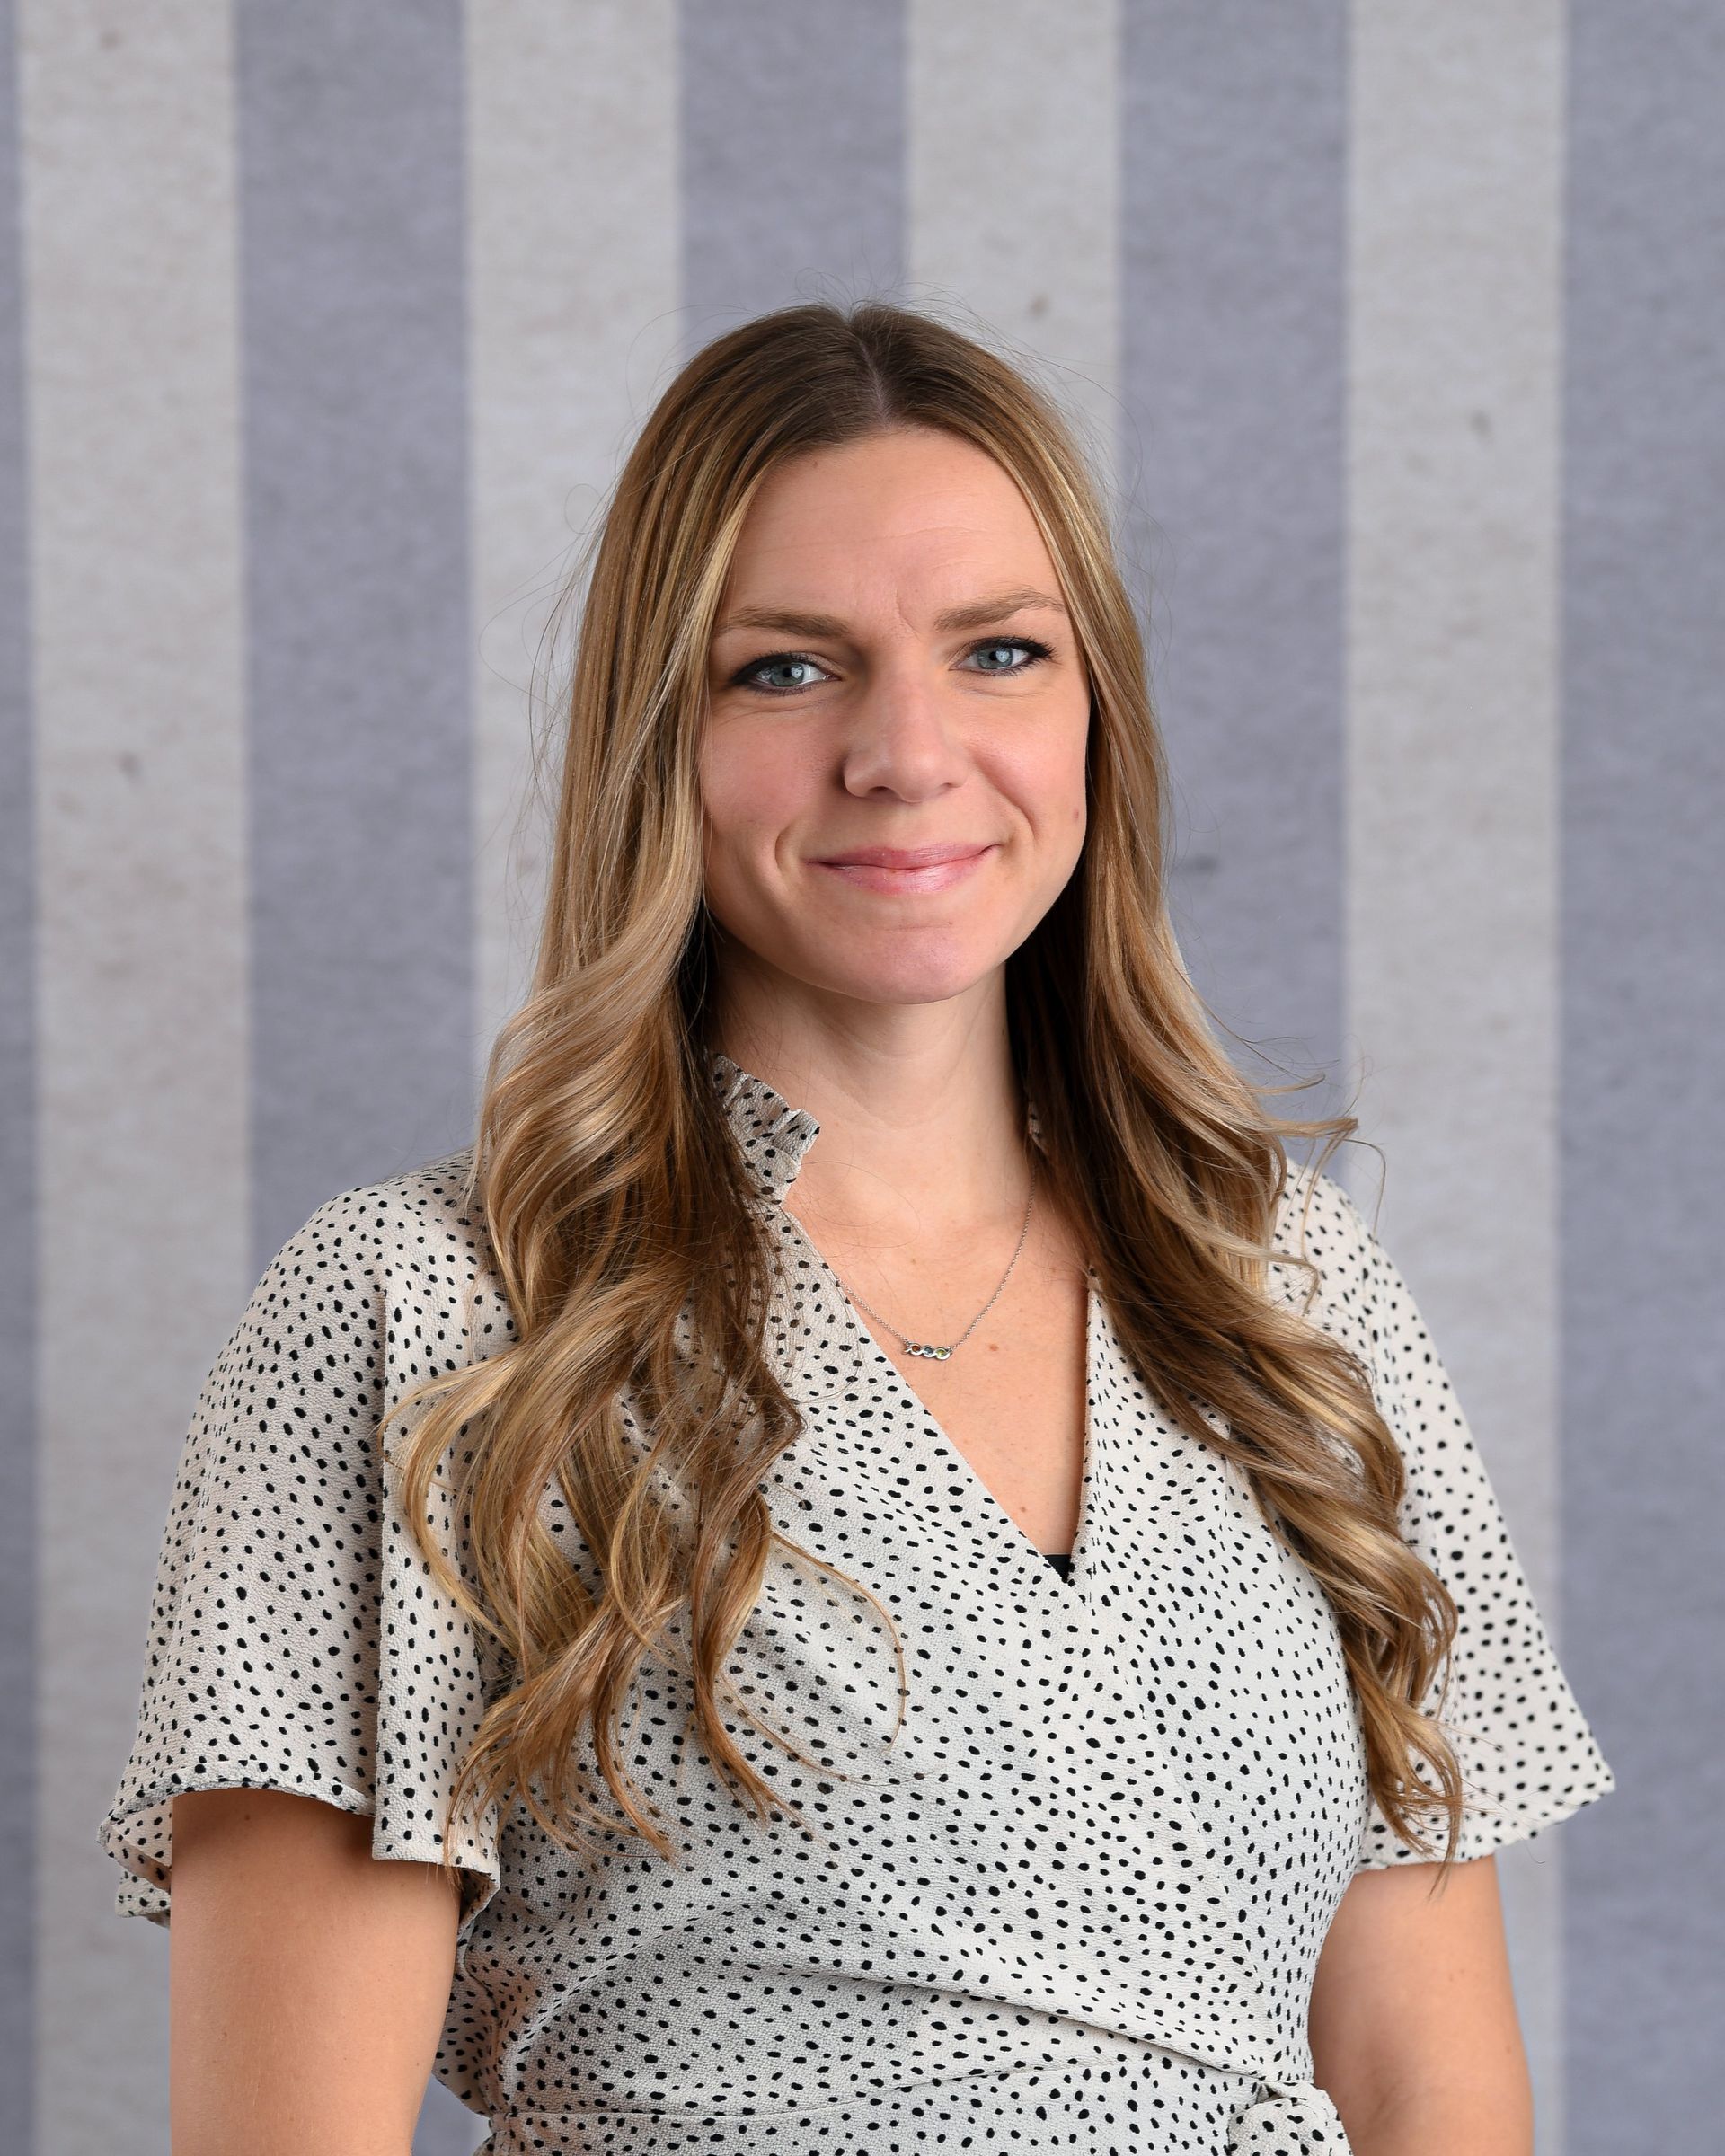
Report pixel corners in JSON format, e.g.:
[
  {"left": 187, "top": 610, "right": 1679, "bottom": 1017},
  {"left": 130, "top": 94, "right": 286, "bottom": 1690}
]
[{"left": 719, "top": 429, "right": 1057, "bottom": 610}]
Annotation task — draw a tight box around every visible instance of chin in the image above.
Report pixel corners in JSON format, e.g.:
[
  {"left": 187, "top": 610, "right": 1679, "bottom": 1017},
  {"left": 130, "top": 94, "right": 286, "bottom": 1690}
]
[{"left": 810, "top": 948, "right": 1006, "bottom": 1007}]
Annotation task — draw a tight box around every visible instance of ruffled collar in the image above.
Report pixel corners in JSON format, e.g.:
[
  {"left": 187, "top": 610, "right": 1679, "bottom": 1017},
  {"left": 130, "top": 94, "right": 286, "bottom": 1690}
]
[{"left": 705, "top": 1048, "right": 824, "bottom": 1204}]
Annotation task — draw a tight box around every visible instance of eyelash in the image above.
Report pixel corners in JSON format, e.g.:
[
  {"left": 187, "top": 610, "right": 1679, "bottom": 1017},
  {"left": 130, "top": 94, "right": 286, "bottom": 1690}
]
[{"left": 727, "top": 635, "right": 1056, "bottom": 698}]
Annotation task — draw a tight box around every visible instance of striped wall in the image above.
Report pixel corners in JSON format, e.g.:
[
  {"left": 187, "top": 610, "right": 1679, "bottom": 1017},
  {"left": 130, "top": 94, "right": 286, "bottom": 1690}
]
[{"left": 4, "top": 4, "right": 1714, "bottom": 2150}]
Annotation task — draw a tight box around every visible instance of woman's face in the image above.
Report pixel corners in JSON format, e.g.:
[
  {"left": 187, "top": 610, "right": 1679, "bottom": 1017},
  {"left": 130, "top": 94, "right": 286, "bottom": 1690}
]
[{"left": 698, "top": 426, "right": 1091, "bottom": 1018}]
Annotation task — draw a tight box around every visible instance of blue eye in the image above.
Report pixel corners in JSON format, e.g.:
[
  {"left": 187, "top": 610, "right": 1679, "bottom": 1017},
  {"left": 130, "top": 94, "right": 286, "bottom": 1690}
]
[
  {"left": 736, "top": 655, "right": 833, "bottom": 694},
  {"left": 964, "top": 637, "right": 1052, "bottom": 676},
  {"left": 729, "top": 635, "right": 1055, "bottom": 698}
]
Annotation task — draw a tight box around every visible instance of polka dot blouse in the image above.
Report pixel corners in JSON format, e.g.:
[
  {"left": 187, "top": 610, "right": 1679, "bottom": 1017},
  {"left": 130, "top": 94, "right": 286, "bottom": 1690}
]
[{"left": 97, "top": 1049, "right": 1616, "bottom": 2152}]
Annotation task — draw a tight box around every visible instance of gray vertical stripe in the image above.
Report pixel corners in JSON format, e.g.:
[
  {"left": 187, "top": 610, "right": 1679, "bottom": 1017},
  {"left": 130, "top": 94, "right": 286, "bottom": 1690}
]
[
  {"left": 1119, "top": 4, "right": 1350, "bottom": 1127},
  {"left": 1562, "top": 6, "right": 1725, "bottom": 2146},
  {"left": 907, "top": 0, "right": 1120, "bottom": 473},
  {"left": 236, "top": 1, "right": 473, "bottom": 1256},
  {"left": 466, "top": 2, "right": 681, "bottom": 1118},
  {"left": 1343, "top": 10, "right": 1570, "bottom": 2138},
  {"left": 678, "top": 0, "right": 906, "bottom": 357},
  {"left": 0, "top": 0, "right": 36, "bottom": 2142},
  {"left": 29, "top": 5, "right": 249, "bottom": 2143}
]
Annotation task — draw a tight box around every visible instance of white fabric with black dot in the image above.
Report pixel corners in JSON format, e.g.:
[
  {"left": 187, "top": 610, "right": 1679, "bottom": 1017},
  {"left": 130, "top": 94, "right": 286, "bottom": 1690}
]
[{"left": 98, "top": 1047, "right": 1615, "bottom": 2152}]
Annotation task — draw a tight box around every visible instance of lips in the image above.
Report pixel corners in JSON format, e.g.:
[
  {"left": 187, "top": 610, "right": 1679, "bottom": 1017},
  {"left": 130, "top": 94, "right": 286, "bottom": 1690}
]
[
  {"left": 816, "top": 844, "right": 989, "bottom": 869},
  {"left": 811, "top": 844, "right": 995, "bottom": 895}
]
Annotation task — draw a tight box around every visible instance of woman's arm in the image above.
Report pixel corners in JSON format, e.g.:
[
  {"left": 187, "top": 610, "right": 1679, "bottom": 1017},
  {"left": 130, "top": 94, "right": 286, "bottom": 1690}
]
[
  {"left": 168, "top": 1786, "right": 464, "bottom": 2156},
  {"left": 1308, "top": 1853, "right": 1534, "bottom": 2155}
]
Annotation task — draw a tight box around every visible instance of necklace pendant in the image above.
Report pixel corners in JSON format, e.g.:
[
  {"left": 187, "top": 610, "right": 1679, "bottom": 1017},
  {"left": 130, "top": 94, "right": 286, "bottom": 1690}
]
[{"left": 907, "top": 1341, "right": 951, "bottom": 1360}]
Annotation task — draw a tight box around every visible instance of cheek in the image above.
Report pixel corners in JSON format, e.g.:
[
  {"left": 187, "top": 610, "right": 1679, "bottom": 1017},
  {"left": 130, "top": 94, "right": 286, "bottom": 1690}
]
[
  {"left": 1006, "top": 727, "right": 1088, "bottom": 834},
  {"left": 698, "top": 730, "right": 758, "bottom": 839},
  {"left": 698, "top": 728, "right": 808, "bottom": 868}
]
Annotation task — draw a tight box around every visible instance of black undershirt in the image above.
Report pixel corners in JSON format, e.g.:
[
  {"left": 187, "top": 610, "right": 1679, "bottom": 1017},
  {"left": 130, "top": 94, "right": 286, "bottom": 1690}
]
[{"left": 1043, "top": 1551, "right": 1073, "bottom": 1581}]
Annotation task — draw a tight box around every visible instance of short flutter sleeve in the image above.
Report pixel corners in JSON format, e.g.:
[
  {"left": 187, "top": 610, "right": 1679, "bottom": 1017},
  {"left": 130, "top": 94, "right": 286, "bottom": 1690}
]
[
  {"left": 95, "top": 1180, "right": 501, "bottom": 1937},
  {"left": 1293, "top": 1171, "right": 1617, "bottom": 1869}
]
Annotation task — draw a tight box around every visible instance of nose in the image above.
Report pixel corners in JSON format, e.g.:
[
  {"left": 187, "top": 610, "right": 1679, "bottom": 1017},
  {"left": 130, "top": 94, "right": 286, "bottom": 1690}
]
[{"left": 837, "top": 662, "right": 970, "bottom": 800}]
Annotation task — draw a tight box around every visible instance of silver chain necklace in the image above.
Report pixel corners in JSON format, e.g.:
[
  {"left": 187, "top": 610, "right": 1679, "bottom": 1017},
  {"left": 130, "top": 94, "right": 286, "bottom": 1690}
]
[{"left": 826, "top": 1119, "right": 1038, "bottom": 1361}]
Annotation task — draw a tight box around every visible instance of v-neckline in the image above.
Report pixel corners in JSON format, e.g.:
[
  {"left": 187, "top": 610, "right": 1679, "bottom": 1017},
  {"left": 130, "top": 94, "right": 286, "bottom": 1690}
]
[{"left": 774, "top": 1204, "right": 1103, "bottom": 1605}]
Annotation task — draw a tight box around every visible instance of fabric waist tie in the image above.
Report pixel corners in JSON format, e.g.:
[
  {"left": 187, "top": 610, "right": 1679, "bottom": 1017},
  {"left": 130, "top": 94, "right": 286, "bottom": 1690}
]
[{"left": 1227, "top": 2078, "right": 1350, "bottom": 2152}]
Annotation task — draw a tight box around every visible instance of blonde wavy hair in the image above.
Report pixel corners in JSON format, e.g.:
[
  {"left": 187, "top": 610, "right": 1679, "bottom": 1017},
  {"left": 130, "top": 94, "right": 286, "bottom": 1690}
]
[{"left": 385, "top": 298, "right": 1467, "bottom": 1910}]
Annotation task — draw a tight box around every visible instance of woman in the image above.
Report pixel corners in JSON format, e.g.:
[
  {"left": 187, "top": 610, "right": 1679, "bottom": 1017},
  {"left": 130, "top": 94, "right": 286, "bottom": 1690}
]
[{"left": 99, "top": 301, "right": 1614, "bottom": 2154}]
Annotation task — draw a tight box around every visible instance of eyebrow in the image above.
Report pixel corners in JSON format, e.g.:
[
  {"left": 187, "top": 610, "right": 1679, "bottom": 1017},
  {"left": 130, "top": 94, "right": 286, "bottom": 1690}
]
[{"left": 713, "top": 587, "right": 1069, "bottom": 641}]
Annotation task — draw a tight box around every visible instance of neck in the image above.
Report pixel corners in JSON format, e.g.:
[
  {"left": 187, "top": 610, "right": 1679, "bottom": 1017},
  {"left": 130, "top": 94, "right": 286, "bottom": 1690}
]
[{"left": 712, "top": 1021, "right": 1033, "bottom": 1245}]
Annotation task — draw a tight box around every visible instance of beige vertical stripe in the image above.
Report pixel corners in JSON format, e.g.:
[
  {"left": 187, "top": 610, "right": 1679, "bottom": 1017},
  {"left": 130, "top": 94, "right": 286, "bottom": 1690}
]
[
  {"left": 907, "top": 0, "right": 1121, "bottom": 482},
  {"left": 466, "top": 0, "right": 682, "bottom": 1081},
  {"left": 22, "top": 0, "right": 247, "bottom": 2144},
  {"left": 1346, "top": 4, "right": 1568, "bottom": 2143}
]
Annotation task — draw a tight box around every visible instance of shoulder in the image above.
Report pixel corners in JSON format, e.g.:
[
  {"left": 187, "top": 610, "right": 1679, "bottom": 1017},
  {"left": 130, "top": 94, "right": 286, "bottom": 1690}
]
[
  {"left": 288, "top": 1144, "right": 479, "bottom": 1241},
  {"left": 279, "top": 1145, "right": 486, "bottom": 1274},
  {"left": 243, "top": 1145, "right": 509, "bottom": 1395}
]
